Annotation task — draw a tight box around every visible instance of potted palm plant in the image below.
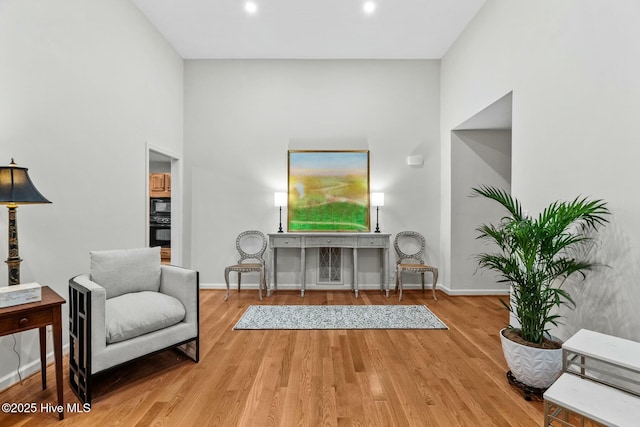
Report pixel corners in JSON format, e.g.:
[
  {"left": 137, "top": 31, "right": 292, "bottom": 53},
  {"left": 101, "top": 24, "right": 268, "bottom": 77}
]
[{"left": 472, "top": 186, "right": 610, "bottom": 389}]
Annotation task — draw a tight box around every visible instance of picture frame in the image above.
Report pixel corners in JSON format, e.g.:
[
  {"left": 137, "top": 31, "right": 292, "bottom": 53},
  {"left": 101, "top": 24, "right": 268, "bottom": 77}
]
[{"left": 287, "top": 150, "right": 370, "bottom": 232}]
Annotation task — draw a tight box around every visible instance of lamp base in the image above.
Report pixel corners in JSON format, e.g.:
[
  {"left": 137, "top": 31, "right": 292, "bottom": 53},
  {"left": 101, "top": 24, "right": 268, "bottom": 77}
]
[
  {"left": 277, "top": 206, "right": 284, "bottom": 233},
  {"left": 7, "top": 205, "right": 21, "bottom": 285},
  {"left": 5, "top": 258, "right": 22, "bottom": 286},
  {"left": 374, "top": 206, "right": 381, "bottom": 233}
]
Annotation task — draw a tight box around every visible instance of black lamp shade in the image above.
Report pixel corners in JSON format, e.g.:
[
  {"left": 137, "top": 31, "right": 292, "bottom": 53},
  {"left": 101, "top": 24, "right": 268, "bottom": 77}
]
[{"left": 0, "top": 161, "right": 51, "bottom": 205}]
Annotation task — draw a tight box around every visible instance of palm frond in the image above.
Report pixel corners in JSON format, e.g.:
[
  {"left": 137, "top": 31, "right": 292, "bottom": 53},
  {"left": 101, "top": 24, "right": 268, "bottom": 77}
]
[
  {"left": 471, "top": 186, "right": 523, "bottom": 220},
  {"left": 471, "top": 185, "right": 610, "bottom": 345}
]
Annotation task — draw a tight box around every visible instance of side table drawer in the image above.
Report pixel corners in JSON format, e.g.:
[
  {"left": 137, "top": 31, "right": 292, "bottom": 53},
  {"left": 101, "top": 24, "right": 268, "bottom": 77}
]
[
  {"left": 305, "top": 236, "right": 356, "bottom": 247},
  {"left": 0, "top": 308, "right": 53, "bottom": 333},
  {"left": 270, "top": 236, "right": 302, "bottom": 248},
  {"left": 357, "top": 236, "right": 389, "bottom": 247}
]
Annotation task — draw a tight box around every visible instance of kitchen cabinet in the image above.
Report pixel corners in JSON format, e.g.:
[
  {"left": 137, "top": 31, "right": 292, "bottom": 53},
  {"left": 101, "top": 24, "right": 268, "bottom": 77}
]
[
  {"left": 149, "top": 173, "right": 171, "bottom": 197},
  {"left": 161, "top": 247, "right": 171, "bottom": 265}
]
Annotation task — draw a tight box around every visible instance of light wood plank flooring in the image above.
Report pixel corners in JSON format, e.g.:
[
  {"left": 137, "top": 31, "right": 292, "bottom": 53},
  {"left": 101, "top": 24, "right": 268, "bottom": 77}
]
[{"left": 0, "top": 289, "right": 547, "bottom": 426}]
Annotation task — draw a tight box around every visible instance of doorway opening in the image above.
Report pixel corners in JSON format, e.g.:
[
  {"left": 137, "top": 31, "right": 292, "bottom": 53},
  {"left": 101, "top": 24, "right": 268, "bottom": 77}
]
[
  {"left": 450, "top": 92, "right": 512, "bottom": 293},
  {"left": 147, "top": 145, "right": 182, "bottom": 266}
]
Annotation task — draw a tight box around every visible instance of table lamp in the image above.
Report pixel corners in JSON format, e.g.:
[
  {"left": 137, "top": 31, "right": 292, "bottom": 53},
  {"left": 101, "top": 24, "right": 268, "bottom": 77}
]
[
  {"left": 0, "top": 159, "right": 51, "bottom": 285},
  {"left": 274, "top": 192, "right": 287, "bottom": 233},
  {"left": 371, "top": 192, "right": 384, "bottom": 233}
]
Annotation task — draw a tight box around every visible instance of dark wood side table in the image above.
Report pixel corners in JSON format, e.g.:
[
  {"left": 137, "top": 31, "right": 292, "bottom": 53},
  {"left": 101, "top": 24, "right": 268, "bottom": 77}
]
[{"left": 0, "top": 286, "right": 66, "bottom": 420}]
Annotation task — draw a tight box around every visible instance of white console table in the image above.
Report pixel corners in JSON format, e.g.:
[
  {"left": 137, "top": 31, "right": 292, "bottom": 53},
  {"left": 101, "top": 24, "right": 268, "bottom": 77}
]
[{"left": 268, "top": 233, "right": 390, "bottom": 298}]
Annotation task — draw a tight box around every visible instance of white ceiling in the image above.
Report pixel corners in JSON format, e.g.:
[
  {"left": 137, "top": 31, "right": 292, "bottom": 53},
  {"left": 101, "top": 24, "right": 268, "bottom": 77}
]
[{"left": 131, "top": 0, "right": 486, "bottom": 59}]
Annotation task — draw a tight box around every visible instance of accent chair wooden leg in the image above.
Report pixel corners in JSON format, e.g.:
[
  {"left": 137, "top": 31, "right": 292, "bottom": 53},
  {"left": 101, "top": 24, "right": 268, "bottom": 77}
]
[
  {"left": 398, "top": 268, "right": 404, "bottom": 301},
  {"left": 421, "top": 272, "right": 425, "bottom": 293},
  {"left": 258, "top": 270, "right": 263, "bottom": 301},
  {"left": 237, "top": 272, "right": 242, "bottom": 292},
  {"left": 394, "top": 267, "right": 399, "bottom": 293},
  {"left": 432, "top": 269, "right": 438, "bottom": 301},
  {"left": 263, "top": 268, "right": 269, "bottom": 298},
  {"left": 224, "top": 267, "right": 231, "bottom": 301}
]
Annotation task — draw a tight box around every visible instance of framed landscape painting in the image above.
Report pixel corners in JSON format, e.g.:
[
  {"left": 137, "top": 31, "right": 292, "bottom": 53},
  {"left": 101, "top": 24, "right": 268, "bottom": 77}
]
[{"left": 288, "top": 150, "right": 370, "bottom": 232}]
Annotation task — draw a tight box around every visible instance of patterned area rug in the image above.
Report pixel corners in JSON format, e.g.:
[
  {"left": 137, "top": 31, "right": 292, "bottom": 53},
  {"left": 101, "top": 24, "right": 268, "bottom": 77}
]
[{"left": 233, "top": 305, "right": 448, "bottom": 330}]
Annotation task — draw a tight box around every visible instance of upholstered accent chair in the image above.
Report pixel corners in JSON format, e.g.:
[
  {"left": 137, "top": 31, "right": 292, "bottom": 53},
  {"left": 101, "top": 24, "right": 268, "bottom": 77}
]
[
  {"left": 394, "top": 231, "right": 438, "bottom": 301},
  {"left": 224, "top": 230, "right": 268, "bottom": 300},
  {"left": 68, "top": 247, "right": 199, "bottom": 404}
]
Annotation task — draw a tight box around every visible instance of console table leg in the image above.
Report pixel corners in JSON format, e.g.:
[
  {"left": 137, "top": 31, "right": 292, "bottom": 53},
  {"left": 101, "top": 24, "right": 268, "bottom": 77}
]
[
  {"left": 300, "top": 247, "right": 306, "bottom": 297},
  {"left": 353, "top": 248, "right": 359, "bottom": 298},
  {"left": 39, "top": 327, "right": 46, "bottom": 390},
  {"left": 268, "top": 247, "right": 275, "bottom": 297},
  {"left": 384, "top": 247, "right": 389, "bottom": 297},
  {"left": 378, "top": 248, "right": 383, "bottom": 292},
  {"left": 53, "top": 306, "right": 64, "bottom": 420}
]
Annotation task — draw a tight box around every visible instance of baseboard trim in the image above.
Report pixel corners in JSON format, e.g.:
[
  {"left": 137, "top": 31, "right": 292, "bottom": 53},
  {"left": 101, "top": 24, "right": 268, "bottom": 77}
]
[
  {"left": 0, "top": 344, "right": 70, "bottom": 392},
  {"left": 199, "top": 283, "right": 389, "bottom": 291},
  {"left": 200, "top": 283, "right": 509, "bottom": 296},
  {"left": 436, "top": 284, "right": 510, "bottom": 296}
]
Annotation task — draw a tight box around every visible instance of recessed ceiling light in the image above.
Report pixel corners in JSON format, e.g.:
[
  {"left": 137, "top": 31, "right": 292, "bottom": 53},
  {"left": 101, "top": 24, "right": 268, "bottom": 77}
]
[
  {"left": 244, "top": 1, "right": 258, "bottom": 15},
  {"left": 363, "top": 1, "right": 376, "bottom": 15}
]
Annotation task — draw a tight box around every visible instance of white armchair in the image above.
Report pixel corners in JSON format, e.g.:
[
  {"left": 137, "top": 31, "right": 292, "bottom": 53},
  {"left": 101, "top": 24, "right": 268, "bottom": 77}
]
[{"left": 69, "top": 247, "right": 199, "bottom": 404}]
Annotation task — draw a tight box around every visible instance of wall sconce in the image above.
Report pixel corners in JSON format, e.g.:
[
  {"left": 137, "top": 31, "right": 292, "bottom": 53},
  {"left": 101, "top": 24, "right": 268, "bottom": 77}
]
[
  {"left": 371, "top": 192, "right": 384, "bottom": 233},
  {"left": 274, "top": 192, "right": 287, "bottom": 233},
  {"left": 406, "top": 155, "right": 424, "bottom": 168},
  {"left": 0, "top": 159, "right": 51, "bottom": 285}
]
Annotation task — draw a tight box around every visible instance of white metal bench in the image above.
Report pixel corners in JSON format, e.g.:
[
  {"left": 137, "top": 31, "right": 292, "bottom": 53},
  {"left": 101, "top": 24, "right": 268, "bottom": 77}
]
[{"left": 543, "top": 329, "right": 640, "bottom": 426}]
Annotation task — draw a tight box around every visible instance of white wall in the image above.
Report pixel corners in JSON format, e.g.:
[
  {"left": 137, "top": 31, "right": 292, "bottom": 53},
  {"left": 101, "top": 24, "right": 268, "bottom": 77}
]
[
  {"left": 8, "top": 0, "right": 636, "bottom": 394},
  {"left": 451, "top": 129, "right": 511, "bottom": 293},
  {"left": 184, "top": 60, "right": 441, "bottom": 288},
  {"left": 441, "top": 0, "right": 640, "bottom": 341},
  {"left": 150, "top": 161, "right": 171, "bottom": 173},
  {"left": 0, "top": 0, "right": 183, "bottom": 388}
]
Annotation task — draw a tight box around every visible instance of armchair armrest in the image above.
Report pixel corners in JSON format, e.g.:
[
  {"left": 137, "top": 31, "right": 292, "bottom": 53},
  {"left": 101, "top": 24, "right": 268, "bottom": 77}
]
[
  {"left": 69, "top": 273, "right": 107, "bottom": 404},
  {"left": 69, "top": 273, "right": 107, "bottom": 356},
  {"left": 160, "top": 265, "right": 199, "bottom": 326}
]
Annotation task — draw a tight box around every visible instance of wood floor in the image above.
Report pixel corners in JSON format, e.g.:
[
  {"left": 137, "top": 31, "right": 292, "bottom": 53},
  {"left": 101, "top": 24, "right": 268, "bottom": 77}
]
[{"left": 0, "top": 289, "right": 547, "bottom": 426}]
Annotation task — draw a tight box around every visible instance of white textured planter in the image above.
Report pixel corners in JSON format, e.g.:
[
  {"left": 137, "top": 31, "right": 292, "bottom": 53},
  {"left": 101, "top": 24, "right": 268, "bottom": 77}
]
[{"left": 500, "top": 328, "right": 562, "bottom": 389}]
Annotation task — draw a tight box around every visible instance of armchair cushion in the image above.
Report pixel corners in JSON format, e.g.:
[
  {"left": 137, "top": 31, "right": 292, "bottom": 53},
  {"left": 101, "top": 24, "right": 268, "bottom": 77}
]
[
  {"left": 90, "top": 247, "right": 161, "bottom": 299},
  {"left": 105, "top": 291, "right": 186, "bottom": 344}
]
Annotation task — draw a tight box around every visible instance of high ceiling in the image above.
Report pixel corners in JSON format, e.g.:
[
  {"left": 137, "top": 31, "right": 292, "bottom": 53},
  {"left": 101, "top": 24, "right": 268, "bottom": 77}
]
[{"left": 131, "top": 0, "right": 486, "bottom": 59}]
